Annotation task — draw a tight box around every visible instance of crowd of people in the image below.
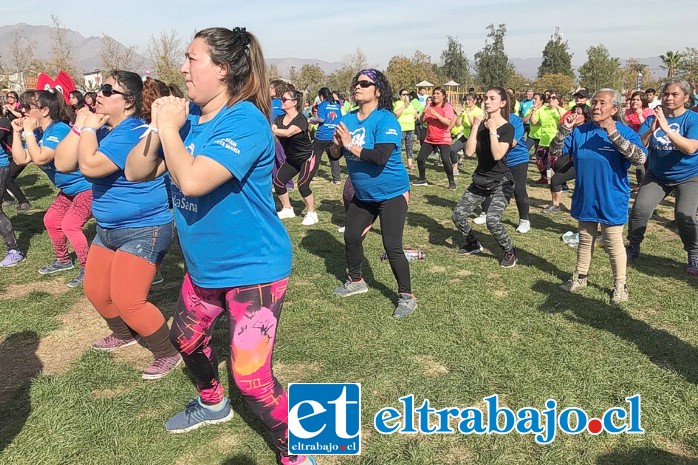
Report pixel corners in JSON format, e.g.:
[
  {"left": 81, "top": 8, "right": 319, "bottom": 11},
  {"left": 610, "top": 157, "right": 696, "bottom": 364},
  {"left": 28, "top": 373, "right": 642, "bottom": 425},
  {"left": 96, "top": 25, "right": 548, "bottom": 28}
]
[{"left": 1, "top": 25, "right": 697, "bottom": 464}]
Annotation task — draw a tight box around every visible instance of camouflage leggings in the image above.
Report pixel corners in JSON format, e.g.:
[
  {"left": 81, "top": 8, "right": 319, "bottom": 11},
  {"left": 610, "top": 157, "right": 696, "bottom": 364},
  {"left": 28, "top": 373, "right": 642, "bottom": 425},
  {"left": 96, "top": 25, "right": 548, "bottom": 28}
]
[{"left": 452, "top": 180, "right": 515, "bottom": 252}]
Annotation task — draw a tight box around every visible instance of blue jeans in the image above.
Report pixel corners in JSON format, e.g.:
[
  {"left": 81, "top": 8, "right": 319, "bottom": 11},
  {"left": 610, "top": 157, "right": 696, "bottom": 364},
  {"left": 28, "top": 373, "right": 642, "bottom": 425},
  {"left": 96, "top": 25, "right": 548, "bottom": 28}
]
[{"left": 92, "top": 222, "right": 174, "bottom": 265}]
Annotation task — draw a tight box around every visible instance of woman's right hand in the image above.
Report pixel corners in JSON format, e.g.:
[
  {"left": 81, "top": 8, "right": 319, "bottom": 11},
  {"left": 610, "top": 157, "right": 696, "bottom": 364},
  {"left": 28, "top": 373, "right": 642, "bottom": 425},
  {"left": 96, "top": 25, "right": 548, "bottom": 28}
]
[
  {"left": 561, "top": 113, "right": 580, "bottom": 130},
  {"left": 11, "top": 118, "right": 24, "bottom": 133},
  {"left": 472, "top": 116, "right": 483, "bottom": 128},
  {"left": 74, "top": 107, "right": 92, "bottom": 127}
]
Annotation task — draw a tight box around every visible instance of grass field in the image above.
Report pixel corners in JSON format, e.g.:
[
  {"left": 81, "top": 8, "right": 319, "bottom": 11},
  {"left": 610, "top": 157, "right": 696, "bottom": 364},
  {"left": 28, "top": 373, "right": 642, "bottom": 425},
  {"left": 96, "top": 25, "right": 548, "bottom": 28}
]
[{"left": 0, "top": 157, "right": 696, "bottom": 465}]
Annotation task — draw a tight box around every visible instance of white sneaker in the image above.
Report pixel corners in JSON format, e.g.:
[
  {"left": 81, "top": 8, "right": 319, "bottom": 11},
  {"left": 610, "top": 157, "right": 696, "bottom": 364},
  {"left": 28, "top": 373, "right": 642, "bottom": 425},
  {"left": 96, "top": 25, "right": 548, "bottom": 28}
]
[
  {"left": 277, "top": 208, "right": 296, "bottom": 219},
  {"left": 337, "top": 226, "right": 346, "bottom": 233},
  {"left": 473, "top": 213, "right": 487, "bottom": 225},
  {"left": 301, "top": 211, "right": 319, "bottom": 226},
  {"left": 516, "top": 219, "right": 531, "bottom": 234}
]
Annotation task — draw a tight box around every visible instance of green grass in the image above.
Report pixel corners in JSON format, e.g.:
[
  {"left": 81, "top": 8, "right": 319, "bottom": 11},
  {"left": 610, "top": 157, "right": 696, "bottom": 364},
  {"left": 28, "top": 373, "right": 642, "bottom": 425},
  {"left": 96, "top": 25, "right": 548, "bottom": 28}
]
[{"left": 0, "top": 161, "right": 697, "bottom": 465}]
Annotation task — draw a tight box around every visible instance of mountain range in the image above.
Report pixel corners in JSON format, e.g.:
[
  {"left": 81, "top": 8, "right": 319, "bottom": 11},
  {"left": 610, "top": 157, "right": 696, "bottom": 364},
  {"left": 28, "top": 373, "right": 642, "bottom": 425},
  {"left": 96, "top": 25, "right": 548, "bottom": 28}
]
[{"left": 0, "top": 23, "right": 665, "bottom": 82}]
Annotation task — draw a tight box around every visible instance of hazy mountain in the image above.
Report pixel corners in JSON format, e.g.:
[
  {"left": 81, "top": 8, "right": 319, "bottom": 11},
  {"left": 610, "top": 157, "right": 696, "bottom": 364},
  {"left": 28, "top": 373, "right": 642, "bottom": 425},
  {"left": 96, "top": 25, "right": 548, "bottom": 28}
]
[{"left": 511, "top": 56, "right": 665, "bottom": 80}]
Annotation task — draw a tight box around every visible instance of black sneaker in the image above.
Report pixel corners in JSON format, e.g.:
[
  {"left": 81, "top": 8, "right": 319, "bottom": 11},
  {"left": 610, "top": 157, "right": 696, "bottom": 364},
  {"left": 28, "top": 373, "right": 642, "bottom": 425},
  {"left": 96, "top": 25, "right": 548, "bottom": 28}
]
[
  {"left": 457, "top": 240, "right": 483, "bottom": 255},
  {"left": 448, "top": 182, "right": 457, "bottom": 191},
  {"left": 626, "top": 244, "right": 640, "bottom": 262},
  {"left": 412, "top": 179, "right": 428, "bottom": 187},
  {"left": 500, "top": 249, "right": 518, "bottom": 268},
  {"left": 542, "top": 204, "right": 561, "bottom": 214}
]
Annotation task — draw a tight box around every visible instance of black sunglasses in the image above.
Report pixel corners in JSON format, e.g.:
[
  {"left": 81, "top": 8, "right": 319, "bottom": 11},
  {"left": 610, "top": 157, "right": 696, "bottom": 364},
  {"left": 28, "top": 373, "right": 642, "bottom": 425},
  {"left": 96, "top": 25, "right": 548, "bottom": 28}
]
[
  {"left": 99, "top": 83, "right": 129, "bottom": 98},
  {"left": 355, "top": 80, "right": 376, "bottom": 88},
  {"left": 281, "top": 97, "right": 297, "bottom": 102},
  {"left": 400, "top": 93, "right": 409, "bottom": 96}
]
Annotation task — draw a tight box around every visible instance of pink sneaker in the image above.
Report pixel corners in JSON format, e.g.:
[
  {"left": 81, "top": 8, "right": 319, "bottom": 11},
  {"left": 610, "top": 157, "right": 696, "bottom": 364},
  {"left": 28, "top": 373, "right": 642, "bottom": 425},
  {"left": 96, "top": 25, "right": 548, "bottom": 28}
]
[
  {"left": 91, "top": 334, "right": 139, "bottom": 352},
  {"left": 142, "top": 353, "right": 183, "bottom": 380}
]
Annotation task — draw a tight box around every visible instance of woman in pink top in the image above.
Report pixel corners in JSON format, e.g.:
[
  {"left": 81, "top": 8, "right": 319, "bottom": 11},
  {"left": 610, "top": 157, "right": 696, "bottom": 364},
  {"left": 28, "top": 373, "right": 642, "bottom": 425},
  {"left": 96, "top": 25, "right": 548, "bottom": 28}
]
[
  {"left": 413, "top": 87, "right": 457, "bottom": 189},
  {"left": 625, "top": 91, "right": 654, "bottom": 190}
]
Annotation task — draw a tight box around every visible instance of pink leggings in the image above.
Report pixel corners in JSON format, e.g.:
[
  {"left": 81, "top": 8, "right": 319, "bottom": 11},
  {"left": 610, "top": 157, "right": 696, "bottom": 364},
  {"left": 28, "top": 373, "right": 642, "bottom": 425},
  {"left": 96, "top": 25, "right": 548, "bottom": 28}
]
[
  {"left": 171, "top": 274, "right": 304, "bottom": 464},
  {"left": 43, "top": 190, "right": 92, "bottom": 268}
]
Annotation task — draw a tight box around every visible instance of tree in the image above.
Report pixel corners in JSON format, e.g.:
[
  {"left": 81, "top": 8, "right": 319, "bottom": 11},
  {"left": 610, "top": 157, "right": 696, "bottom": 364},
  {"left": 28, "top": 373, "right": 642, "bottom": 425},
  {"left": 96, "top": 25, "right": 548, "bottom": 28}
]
[
  {"left": 9, "top": 30, "right": 36, "bottom": 76},
  {"left": 146, "top": 30, "right": 183, "bottom": 89},
  {"left": 533, "top": 73, "right": 576, "bottom": 96},
  {"left": 385, "top": 51, "right": 440, "bottom": 94},
  {"left": 325, "top": 48, "right": 370, "bottom": 96},
  {"left": 439, "top": 36, "right": 472, "bottom": 88},
  {"left": 578, "top": 44, "right": 622, "bottom": 92},
  {"left": 677, "top": 47, "right": 698, "bottom": 84},
  {"left": 474, "top": 24, "right": 514, "bottom": 89},
  {"left": 507, "top": 72, "right": 533, "bottom": 93},
  {"left": 47, "top": 15, "right": 82, "bottom": 81},
  {"left": 621, "top": 58, "right": 656, "bottom": 92},
  {"left": 290, "top": 64, "right": 326, "bottom": 101},
  {"left": 538, "top": 27, "right": 573, "bottom": 78},
  {"left": 100, "top": 35, "right": 144, "bottom": 74},
  {"left": 267, "top": 63, "right": 281, "bottom": 80},
  {"left": 659, "top": 50, "right": 683, "bottom": 79}
]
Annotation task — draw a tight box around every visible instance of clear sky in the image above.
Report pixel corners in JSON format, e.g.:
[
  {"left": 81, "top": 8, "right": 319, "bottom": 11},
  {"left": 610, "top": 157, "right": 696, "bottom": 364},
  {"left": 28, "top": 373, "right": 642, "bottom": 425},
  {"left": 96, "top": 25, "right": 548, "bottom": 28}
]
[{"left": 3, "top": 0, "right": 696, "bottom": 67}]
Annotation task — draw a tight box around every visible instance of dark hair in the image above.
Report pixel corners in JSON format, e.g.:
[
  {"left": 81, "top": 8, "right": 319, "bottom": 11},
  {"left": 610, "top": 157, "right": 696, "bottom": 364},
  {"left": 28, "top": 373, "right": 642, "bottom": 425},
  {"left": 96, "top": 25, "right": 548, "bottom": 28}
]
[
  {"left": 350, "top": 69, "right": 394, "bottom": 112},
  {"left": 6, "top": 91, "right": 19, "bottom": 101},
  {"left": 486, "top": 87, "right": 510, "bottom": 120},
  {"left": 318, "top": 87, "right": 335, "bottom": 104},
  {"left": 194, "top": 27, "right": 270, "bottom": 117},
  {"left": 572, "top": 103, "right": 592, "bottom": 123},
  {"left": 645, "top": 88, "right": 656, "bottom": 94},
  {"left": 629, "top": 91, "right": 648, "bottom": 109},
  {"left": 534, "top": 92, "right": 547, "bottom": 104},
  {"left": 84, "top": 92, "right": 97, "bottom": 106},
  {"left": 431, "top": 86, "right": 447, "bottom": 107},
  {"left": 270, "top": 79, "right": 286, "bottom": 98},
  {"left": 284, "top": 89, "right": 304, "bottom": 112},
  {"left": 22, "top": 89, "right": 73, "bottom": 123},
  {"left": 168, "top": 84, "right": 184, "bottom": 98},
  {"left": 107, "top": 70, "right": 143, "bottom": 117},
  {"left": 69, "top": 90, "right": 85, "bottom": 110},
  {"left": 409, "top": 91, "right": 418, "bottom": 100},
  {"left": 464, "top": 93, "right": 477, "bottom": 102},
  {"left": 142, "top": 77, "right": 171, "bottom": 123}
]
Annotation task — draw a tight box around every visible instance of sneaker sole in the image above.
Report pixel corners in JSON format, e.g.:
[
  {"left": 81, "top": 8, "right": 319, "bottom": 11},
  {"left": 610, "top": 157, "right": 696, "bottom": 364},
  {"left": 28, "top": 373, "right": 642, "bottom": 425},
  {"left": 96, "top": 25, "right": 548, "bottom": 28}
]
[
  {"left": 66, "top": 280, "right": 83, "bottom": 289},
  {"left": 500, "top": 259, "right": 518, "bottom": 268},
  {"left": 166, "top": 409, "right": 234, "bottom": 434},
  {"left": 152, "top": 278, "right": 165, "bottom": 286},
  {"left": 142, "top": 357, "right": 183, "bottom": 380},
  {"left": 393, "top": 303, "right": 418, "bottom": 318},
  {"left": 39, "top": 265, "right": 75, "bottom": 275},
  {"left": 92, "top": 338, "right": 140, "bottom": 352},
  {"left": 335, "top": 287, "right": 369, "bottom": 298},
  {"left": 457, "top": 247, "right": 483, "bottom": 256},
  {"left": 0, "top": 257, "right": 26, "bottom": 267}
]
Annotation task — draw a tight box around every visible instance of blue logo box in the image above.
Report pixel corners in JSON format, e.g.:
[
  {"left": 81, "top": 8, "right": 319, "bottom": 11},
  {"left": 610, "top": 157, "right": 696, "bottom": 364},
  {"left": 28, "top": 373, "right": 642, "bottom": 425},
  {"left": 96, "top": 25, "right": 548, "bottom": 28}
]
[{"left": 288, "top": 383, "right": 361, "bottom": 455}]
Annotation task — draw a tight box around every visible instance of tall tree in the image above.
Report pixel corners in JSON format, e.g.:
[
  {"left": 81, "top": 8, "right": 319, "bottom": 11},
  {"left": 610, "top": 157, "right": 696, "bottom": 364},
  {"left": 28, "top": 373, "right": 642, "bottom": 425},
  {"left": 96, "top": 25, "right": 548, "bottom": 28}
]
[
  {"left": 47, "top": 15, "right": 82, "bottom": 81},
  {"left": 578, "top": 44, "right": 622, "bottom": 92},
  {"left": 267, "top": 63, "right": 281, "bottom": 80},
  {"left": 385, "top": 51, "right": 440, "bottom": 94},
  {"left": 9, "top": 31, "right": 36, "bottom": 76},
  {"left": 660, "top": 50, "right": 684, "bottom": 79},
  {"left": 537, "top": 27, "right": 573, "bottom": 78},
  {"left": 292, "top": 64, "right": 326, "bottom": 101},
  {"left": 100, "top": 35, "right": 143, "bottom": 74},
  {"left": 146, "top": 30, "right": 183, "bottom": 89},
  {"left": 439, "top": 36, "right": 472, "bottom": 88},
  {"left": 621, "top": 58, "right": 656, "bottom": 92},
  {"left": 677, "top": 47, "right": 698, "bottom": 84},
  {"left": 533, "top": 73, "right": 576, "bottom": 96},
  {"left": 474, "top": 24, "right": 514, "bottom": 89}
]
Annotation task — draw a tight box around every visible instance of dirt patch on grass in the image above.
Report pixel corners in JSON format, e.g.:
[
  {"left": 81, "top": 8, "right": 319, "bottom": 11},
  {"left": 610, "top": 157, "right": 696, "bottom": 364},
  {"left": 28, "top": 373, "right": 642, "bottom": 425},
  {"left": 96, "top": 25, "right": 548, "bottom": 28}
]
[
  {"left": 455, "top": 270, "right": 473, "bottom": 278},
  {"left": 429, "top": 266, "right": 446, "bottom": 273},
  {"left": 274, "top": 361, "right": 323, "bottom": 383},
  {"left": 656, "top": 436, "right": 698, "bottom": 459},
  {"left": 412, "top": 355, "right": 449, "bottom": 378},
  {"left": 0, "top": 279, "right": 69, "bottom": 301}
]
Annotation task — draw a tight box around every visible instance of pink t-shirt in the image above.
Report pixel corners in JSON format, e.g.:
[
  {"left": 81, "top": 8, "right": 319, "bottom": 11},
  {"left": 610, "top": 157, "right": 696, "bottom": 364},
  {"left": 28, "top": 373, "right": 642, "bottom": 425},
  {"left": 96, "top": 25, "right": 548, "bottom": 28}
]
[
  {"left": 424, "top": 103, "right": 455, "bottom": 145},
  {"left": 625, "top": 108, "right": 654, "bottom": 132}
]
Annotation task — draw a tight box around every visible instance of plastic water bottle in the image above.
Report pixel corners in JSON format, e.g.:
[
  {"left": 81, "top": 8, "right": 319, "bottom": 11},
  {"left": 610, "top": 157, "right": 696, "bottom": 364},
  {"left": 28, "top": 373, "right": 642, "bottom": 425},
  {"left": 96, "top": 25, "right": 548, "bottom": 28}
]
[
  {"left": 380, "top": 248, "right": 426, "bottom": 261},
  {"left": 562, "top": 231, "right": 579, "bottom": 247}
]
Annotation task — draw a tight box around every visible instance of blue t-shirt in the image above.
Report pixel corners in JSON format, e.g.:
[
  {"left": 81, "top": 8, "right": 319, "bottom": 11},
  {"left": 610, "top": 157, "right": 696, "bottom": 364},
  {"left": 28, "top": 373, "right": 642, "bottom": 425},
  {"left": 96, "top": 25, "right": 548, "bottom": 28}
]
[
  {"left": 565, "top": 122, "right": 647, "bottom": 225},
  {"left": 639, "top": 111, "right": 698, "bottom": 183},
  {"left": 173, "top": 101, "right": 292, "bottom": 288},
  {"left": 506, "top": 114, "right": 529, "bottom": 167},
  {"left": 0, "top": 118, "right": 11, "bottom": 168},
  {"left": 315, "top": 100, "right": 342, "bottom": 141},
  {"left": 519, "top": 99, "right": 533, "bottom": 119},
  {"left": 271, "top": 98, "right": 285, "bottom": 121},
  {"left": 90, "top": 117, "right": 172, "bottom": 228},
  {"left": 342, "top": 108, "right": 410, "bottom": 202},
  {"left": 37, "top": 122, "right": 91, "bottom": 196}
]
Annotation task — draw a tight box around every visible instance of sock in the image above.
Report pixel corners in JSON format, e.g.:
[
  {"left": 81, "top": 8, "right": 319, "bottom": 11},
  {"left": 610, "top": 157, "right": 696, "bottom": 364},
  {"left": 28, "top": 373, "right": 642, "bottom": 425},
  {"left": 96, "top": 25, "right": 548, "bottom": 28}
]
[
  {"left": 200, "top": 397, "right": 227, "bottom": 411},
  {"left": 140, "top": 323, "right": 179, "bottom": 359},
  {"left": 105, "top": 316, "right": 137, "bottom": 341}
]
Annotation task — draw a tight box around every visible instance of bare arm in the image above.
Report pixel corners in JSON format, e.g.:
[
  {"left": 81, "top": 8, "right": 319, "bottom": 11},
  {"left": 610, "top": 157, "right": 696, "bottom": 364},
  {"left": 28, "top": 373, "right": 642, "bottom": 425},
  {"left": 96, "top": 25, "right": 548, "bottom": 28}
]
[
  {"left": 124, "top": 132, "right": 167, "bottom": 182},
  {"left": 10, "top": 121, "right": 30, "bottom": 165},
  {"left": 273, "top": 124, "right": 302, "bottom": 139},
  {"left": 54, "top": 107, "right": 91, "bottom": 172}
]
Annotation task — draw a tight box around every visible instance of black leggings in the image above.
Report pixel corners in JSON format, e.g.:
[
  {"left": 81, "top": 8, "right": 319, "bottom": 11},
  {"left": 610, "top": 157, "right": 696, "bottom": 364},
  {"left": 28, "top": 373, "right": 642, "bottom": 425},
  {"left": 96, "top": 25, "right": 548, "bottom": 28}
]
[
  {"left": 0, "top": 166, "right": 18, "bottom": 251},
  {"left": 449, "top": 135, "right": 467, "bottom": 165},
  {"left": 345, "top": 193, "right": 411, "bottom": 294},
  {"left": 508, "top": 162, "right": 530, "bottom": 221},
  {"left": 312, "top": 139, "right": 340, "bottom": 182},
  {"left": 550, "top": 155, "right": 575, "bottom": 193},
  {"left": 417, "top": 143, "right": 454, "bottom": 183},
  {"left": 4, "top": 160, "right": 28, "bottom": 204},
  {"left": 273, "top": 155, "right": 319, "bottom": 197}
]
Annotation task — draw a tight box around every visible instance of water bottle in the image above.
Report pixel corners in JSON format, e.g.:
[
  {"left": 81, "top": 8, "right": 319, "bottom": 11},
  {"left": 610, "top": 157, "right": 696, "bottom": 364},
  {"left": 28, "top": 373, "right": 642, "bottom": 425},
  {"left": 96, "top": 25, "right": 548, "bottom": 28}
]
[
  {"left": 380, "top": 248, "right": 426, "bottom": 261},
  {"left": 562, "top": 231, "right": 579, "bottom": 247}
]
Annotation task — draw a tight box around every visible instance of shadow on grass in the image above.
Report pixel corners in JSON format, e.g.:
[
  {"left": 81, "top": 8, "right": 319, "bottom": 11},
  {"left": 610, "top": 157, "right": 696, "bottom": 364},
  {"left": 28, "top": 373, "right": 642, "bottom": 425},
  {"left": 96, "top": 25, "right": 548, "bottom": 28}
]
[
  {"left": 0, "top": 331, "right": 42, "bottom": 452},
  {"left": 220, "top": 454, "right": 259, "bottom": 465},
  {"left": 10, "top": 211, "right": 46, "bottom": 257},
  {"left": 596, "top": 447, "right": 698, "bottom": 465},
  {"left": 316, "top": 199, "right": 345, "bottom": 227}
]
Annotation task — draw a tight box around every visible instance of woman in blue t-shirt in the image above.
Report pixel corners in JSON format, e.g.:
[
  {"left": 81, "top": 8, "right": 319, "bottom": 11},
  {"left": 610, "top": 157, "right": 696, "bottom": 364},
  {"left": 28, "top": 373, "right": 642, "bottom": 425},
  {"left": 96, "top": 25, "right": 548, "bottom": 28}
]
[
  {"left": 54, "top": 71, "right": 181, "bottom": 379},
  {"left": 329, "top": 69, "right": 417, "bottom": 318},
  {"left": 627, "top": 79, "right": 698, "bottom": 276},
  {"left": 551, "top": 89, "right": 647, "bottom": 304},
  {"left": 310, "top": 87, "right": 343, "bottom": 183},
  {"left": 125, "top": 27, "right": 315, "bottom": 465},
  {"left": 10, "top": 89, "right": 92, "bottom": 287}
]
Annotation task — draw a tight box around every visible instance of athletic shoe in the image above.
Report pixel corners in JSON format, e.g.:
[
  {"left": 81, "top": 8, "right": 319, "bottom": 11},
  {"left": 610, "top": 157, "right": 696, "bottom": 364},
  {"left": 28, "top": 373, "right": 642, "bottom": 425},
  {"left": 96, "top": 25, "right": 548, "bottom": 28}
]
[
  {"left": 152, "top": 270, "right": 165, "bottom": 286},
  {"left": 500, "top": 249, "right": 518, "bottom": 268},
  {"left": 560, "top": 273, "right": 588, "bottom": 293},
  {"left": 687, "top": 256, "right": 698, "bottom": 276},
  {"left": 331, "top": 180, "right": 341, "bottom": 185},
  {"left": 542, "top": 204, "right": 561, "bottom": 214},
  {"left": 333, "top": 278, "right": 369, "bottom": 297},
  {"left": 39, "top": 259, "right": 74, "bottom": 275},
  {"left": 412, "top": 179, "right": 428, "bottom": 186},
  {"left": 165, "top": 397, "right": 234, "bottom": 433},
  {"left": 337, "top": 226, "right": 346, "bottom": 233},
  {"left": 534, "top": 177, "right": 549, "bottom": 184},
  {"left": 516, "top": 219, "right": 531, "bottom": 234},
  {"left": 611, "top": 284, "right": 629, "bottom": 305},
  {"left": 448, "top": 182, "right": 457, "bottom": 191},
  {"left": 473, "top": 213, "right": 487, "bottom": 225},
  {"left": 287, "top": 456, "right": 317, "bottom": 465},
  {"left": 301, "top": 211, "right": 319, "bottom": 226},
  {"left": 0, "top": 249, "right": 25, "bottom": 267},
  {"left": 457, "top": 239, "right": 483, "bottom": 256},
  {"left": 17, "top": 202, "right": 32, "bottom": 211},
  {"left": 142, "top": 353, "right": 183, "bottom": 380},
  {"left": 92, "top": 334, "right": 140, "bottom": 352},
  {"left": 277, "top": 208, "right": 296, "bottom": 219},
  {"left": 626, "top": 244, "right": 640, "bottom": 262},
  {"left": 453, "top": 169, "right": 460, "bottom": 176},
  {"left": 66, "top": 268, "right": 85, "bottom": 288},
  {"left": 560, "top": 183, "right": 569, "bottom": 192},
  {"left": 393, "top": 293, "right": 418, "bottom": 318}
]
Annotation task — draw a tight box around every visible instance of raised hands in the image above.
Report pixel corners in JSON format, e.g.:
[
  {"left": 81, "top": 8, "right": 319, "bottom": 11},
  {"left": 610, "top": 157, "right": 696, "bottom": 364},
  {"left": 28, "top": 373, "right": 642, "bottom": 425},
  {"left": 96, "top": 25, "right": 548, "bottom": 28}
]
[{"left": 155, "top": 96, "right": 188, "bottom": 130}]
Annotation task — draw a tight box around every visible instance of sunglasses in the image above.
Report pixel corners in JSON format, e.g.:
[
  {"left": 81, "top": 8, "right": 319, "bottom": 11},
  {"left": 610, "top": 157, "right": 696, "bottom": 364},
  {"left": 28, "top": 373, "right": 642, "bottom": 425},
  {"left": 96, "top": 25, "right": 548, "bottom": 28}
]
[
  {"left": 355, "top": 80, "right": 376, "bottom": 88},
  {"left": 99, "top": 83, "right": 129, "bottom": 98},
  {"left": 400, "top": 93, "right": 409, "bottom": 96},
  {"left": 281, "top": 97, "right": 297, "bottom": 102}
]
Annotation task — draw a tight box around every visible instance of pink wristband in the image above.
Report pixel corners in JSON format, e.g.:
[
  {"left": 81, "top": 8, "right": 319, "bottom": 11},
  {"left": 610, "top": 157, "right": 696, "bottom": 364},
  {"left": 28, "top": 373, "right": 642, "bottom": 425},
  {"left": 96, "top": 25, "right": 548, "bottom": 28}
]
[{"left": 72, "top": 126, "right": 82, "bottom": 136}]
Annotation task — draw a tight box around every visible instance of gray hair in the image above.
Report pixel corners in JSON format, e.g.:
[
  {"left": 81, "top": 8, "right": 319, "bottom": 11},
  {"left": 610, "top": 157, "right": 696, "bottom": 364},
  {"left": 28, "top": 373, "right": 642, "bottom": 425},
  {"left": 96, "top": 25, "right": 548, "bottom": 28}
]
[
  {"left": 661, "top": 79, "right": 695, "bottom": 109},
  {"left": 592, "top": 88, "right": 625, "bottom": 123}
]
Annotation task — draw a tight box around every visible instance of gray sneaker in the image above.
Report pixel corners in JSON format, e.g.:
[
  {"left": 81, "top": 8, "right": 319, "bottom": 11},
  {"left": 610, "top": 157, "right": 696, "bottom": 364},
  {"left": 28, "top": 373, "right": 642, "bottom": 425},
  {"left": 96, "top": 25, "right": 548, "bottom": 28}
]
[
  {"left": 334, "top": 278, "right": 368, "bottom": 297},
  {"left": 611, "top": 284, "right": 629, "bottom": 305},
  {"left": 393, "top": 293, "right": 417, "bottom": 318},
  {"left": 542, "top": 204, "right": 561, "bottom": 214},
  {"left": 39, "top": 259, "right": 74, "bottom": 275},
  {"left": 560, "top": 273, "right": 588, "bottom": 293},
  {"left": 66, "top": 268, "right": 85, "bottom": 288}
]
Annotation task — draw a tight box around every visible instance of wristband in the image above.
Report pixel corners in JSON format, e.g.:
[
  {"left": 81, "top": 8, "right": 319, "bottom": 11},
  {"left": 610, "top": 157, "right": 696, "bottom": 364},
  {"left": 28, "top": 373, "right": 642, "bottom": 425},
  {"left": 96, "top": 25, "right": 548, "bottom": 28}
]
[
  {"left": 25, "top": 131, "right": 36, "bottom": 138},
  {"left": 82, "top": 127, "right": 97, "bottom": 134},
  {"left": 489, "top": 132, "right": 499, "bottom": 138},
  {"left": 345, "top": 142, "right": 355, "bottom": 150},
  {"left": 71, "top": 126, "right": 82, "bottom": 136}
]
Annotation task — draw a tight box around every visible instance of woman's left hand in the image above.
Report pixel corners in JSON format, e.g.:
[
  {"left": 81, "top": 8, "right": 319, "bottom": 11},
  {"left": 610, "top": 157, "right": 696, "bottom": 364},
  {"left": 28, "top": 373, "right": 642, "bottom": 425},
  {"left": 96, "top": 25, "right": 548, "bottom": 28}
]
[
  {"left": 654, "top": 106, "right": 670, "bottom": 133},
  {"left": 22, "top": 117, "right": 38, "bottom": 132},
  {"left": 157, "top": 97, "right": 188, "bottom": 130},
  {"left": 334, "top": 122, "right": 352, "bottom": 146},
  {"left": 484, "top": 117, "right": 498, "bottom": 132},
  {"left": 84, "top": 112, "right": 110, "bottom": 130}
]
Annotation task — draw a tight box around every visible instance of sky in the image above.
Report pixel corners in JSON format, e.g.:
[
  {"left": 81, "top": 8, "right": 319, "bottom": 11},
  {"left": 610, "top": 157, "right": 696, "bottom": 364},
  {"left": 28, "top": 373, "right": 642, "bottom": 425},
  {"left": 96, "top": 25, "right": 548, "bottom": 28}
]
[{"left": 3, "top": 0, "right": 697, "bottom": 68}]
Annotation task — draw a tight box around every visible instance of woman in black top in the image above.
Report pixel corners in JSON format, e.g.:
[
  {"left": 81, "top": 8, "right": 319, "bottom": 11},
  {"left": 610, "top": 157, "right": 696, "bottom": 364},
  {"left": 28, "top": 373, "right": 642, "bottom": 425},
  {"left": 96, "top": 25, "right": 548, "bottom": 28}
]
[
  {"left": 272, "top": 89, "right": 320, "bottom": 226},
  {"left": 452, "top": 87, "right": 518, "bottom": 268}
]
